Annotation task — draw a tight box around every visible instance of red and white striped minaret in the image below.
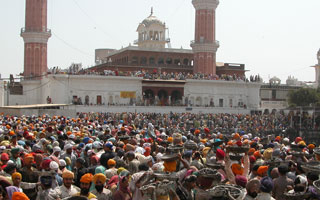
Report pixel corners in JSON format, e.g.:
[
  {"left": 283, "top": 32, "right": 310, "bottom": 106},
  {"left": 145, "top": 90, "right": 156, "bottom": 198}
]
[
  {"left": 191, "top": 0, "right": 219, "bottom": 75},
  {"left": 21, "top": 0, "right": 51, "bottom": 79}
]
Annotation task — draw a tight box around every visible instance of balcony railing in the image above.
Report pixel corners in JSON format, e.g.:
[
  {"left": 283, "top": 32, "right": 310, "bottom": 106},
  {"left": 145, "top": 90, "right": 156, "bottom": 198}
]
[
  {"left": 21, "top": 27, "right": 51, "bottom": 34},
  {"left": 190, "top": 40, "right": 219, "bottom": 46}
]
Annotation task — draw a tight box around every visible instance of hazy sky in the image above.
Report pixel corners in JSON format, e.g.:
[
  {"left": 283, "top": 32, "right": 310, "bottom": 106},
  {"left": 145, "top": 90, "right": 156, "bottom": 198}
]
[{"left": 1, "top": 0, "right": 319, "bottom": 83}]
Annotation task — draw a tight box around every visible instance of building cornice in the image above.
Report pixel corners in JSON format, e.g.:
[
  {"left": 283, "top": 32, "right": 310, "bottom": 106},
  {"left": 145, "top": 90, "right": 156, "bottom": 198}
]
[
  {"left": 21, "top": 29, "right": 51, "bottom": 44},
  {"left": 191, "top": 41, "right": 219, "bottom": 53},
  {"left": 192, "top": 0, "right": 219, "bottom": 10}
]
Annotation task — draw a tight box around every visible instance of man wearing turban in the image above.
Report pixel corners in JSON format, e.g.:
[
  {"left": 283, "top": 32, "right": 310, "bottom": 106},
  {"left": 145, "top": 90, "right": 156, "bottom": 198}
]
[
  {"left": 91, "top": 173, "right": 112, "bottom": 200},
  {"left": 257, "top": 166, "right": 268, "bottom": 177},
  {"left": 48, "top": 170, "right": 80, "bottom": 199},
  {"left": 19, "top": 154, "right": 38, "bottom": 200},
  {"left": 12, "top": 191, "right": 30, "bottom": 200},
  {"left": 256, "top": 177, "right": 275, "bottom": 200},
  {"left": 74, "top": 173, "right": 96, "bottom": 200},
  {"left": 225, "top": 150, "right": 249, "bottom": 185}
]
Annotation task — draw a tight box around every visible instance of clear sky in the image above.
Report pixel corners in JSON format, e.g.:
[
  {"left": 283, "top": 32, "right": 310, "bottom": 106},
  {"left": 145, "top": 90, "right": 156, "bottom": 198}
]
[{"left": 1, "top": 0, "right": 319, "bottom": 83}]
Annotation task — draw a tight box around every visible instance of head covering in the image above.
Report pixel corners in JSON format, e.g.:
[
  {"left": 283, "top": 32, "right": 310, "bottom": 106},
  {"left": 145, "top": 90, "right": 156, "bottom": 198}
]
[
  {"left": 6, "top": 186, "right": 20, "bottom": 200},
  {"left": 1, "top": 153, "right": 9, "bottom": 161},
  {"left": 260, "top": 176, "right": 274, "bottom": 193},
  {"left": 12, "top": 192, "right": 30, "bottom": 200},
  {"left": 295, "top": 137, "right": 303, "bottom": 144},
  {"left": 308, "top": 144, "right": 316, "bottom": 149},
  {"left": 12, "top": 172, "right": 22, "bottom": 180},
  {"left": 263, "top": 148, "right": 273, "bottom": 160},
  {"left": 216, "top": 149, "right": 225, "bottom": 159},
  {"left": 107, "top": 159, "right": 116, "bottom": 167},
  {"left": 235, "top": 175, "right": 248, "bottom": 188},
  {"left": 59, "top": 159, "right": 66, "bottom": 167},
  {"left": 50, "top": 161, "right": 59, "bottom": 170},
  {"left": 246, "top": 179, "right": 260, "bottom": 191},
  {"left": 23, "top": 154, "right": 34, "bottom": 165},
  {"left": 249, "top": 156, "right": 256, "bottom": 163},
  {"left": 11, "top": 147, "right": 20, "bottom": 155},
  {"left": 62, "top": 170, "right": 74, "bottom": 179},
  {"left": 41, "top": 159, "right": 51, "bottom": 169},
  {"left": 93, "top": 173, "right": 107, "bottom": 184},
  {"left": 53, "top": 146, "right": 61, "bottom": 153},
  {"left": 253, "top": 151, "right": 261, "bottom": 158},
  {"left": 163, "top": 160, "right": 177, "bottom": 172},
  {"left": 257, "top": 166, "right": 268, "bottom": 176},
  {"left": 64, "top": 143, "right": 73, "bottom": 150},
  {"left": 117, "top": 167, "right": 126, "bottom": 175},
  {"left": 80, "top": 173, "right": 93, "bottom": 183},
  {"left": 231, "top": 163, "right": 244, "bottom": 175}
]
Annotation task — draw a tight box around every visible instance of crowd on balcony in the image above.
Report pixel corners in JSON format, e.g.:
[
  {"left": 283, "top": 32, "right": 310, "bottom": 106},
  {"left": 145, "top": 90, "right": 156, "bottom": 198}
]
[{"left": 50, "top": 67, "right": 262, "bottom": 83}]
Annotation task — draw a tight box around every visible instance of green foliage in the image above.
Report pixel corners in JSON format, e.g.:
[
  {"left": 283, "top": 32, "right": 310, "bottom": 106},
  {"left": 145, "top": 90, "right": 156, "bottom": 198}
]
[{"left": 288, "top": 88, "right": 320, "bottom": 107}]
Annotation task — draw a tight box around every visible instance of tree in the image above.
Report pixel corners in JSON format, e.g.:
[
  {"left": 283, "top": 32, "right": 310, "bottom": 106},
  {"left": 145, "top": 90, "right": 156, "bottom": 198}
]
[{"left": 288, "top": 88, "right": 320, "bottom": 107}]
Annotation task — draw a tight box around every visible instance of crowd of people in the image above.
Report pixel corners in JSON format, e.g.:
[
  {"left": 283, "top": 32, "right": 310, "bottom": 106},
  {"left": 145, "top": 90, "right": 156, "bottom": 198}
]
[
  {"left": 50, "top": 68, "right": 262, "bottom": 83},
  {"left": 0, "top": 112, "right": 319, "bottom": 200}
]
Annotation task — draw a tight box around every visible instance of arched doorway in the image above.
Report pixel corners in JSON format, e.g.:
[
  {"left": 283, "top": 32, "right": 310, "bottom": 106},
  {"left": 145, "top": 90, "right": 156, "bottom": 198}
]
[
  {"left": 144, "top": 89, "right": 154, "bottom": 105},
  {"left": 109, "top": 96, "right": 113, "bottom": 105},
  {"left": 196, "top": 97, "right": 202, "bottom": 106},
  {"left": 158, "top": 90, "right": 168, "bottom": 106},
  {"left": 171, "top": 90, "right": 182, "bottom": 106},
  {"left": 85, "top": 95, "right": 89, "bottom": 105}
]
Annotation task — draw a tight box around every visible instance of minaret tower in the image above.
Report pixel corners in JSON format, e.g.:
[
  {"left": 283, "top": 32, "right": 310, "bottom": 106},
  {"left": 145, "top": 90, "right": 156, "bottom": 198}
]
[
  {"left": 21, "top": 0, "right": 51, "bottom": 79},
  {"left": 314, "top": 49, "right": 320, "bottom": 87},
  {"left": 191, "top": 0, "right": 219, "bottom": 75}
]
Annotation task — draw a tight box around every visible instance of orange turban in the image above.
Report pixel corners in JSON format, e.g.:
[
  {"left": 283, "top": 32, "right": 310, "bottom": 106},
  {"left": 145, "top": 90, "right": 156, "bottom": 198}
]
[
  {"left": 12, "top": 192, "right": 30, "bottom": 200},
  {"left": 93, "top": 173, "right": 107, "bottom": 184},
  {"left": 249, "top": 148, "right": 256, "bottom": 155},
  {"left": 275, "top": 136, "right": 281, "bottom": 141},
  {"left": 227, "top": 141, "right": 233, "bottom": 146},
  {"left": 62, "top": 170, "right": 74, "bottom": 179},
  {"left": 80, "top": 173, "right": 93, "bottom": 183},
  {"left": 167, "top": 137, "right": 173, "bottom": 143},
  {"left": 67, "top": 131, "right": 72, "bottom": 136},
  {"left": 9, "top": 131, "right": 15, "bottom": 136},
  {"left": 231, "top": 163, "right": 244, "bottom": 175},
  {"left": 194, "top": 129, "right": 200, "bottom": 135},
  {"left": 107, "top": 159, "right": 116, "bottom": 167},
  {"left": 24, "top": 154, "right": 34, "bottom": 165},
  {"left": 163, "top": 160, "right": 177, "bottom": 172},
  {"left": 308, "top": 144, "right": 316, "bottom": 149},
  {"left": 12, "top": 172, "right": 22, "bottom": 180},
  {"left": 233, "top": 133, "right": 240, "bottom": 140},
  {"left": 257, "top": 166, "right": 268, "bottom": 176},
  {"left": 200, "top": 139, "right": 207, "bottom": 144},
  {"left": 253, "top": 151, "right": 261, "bottom": 159}
]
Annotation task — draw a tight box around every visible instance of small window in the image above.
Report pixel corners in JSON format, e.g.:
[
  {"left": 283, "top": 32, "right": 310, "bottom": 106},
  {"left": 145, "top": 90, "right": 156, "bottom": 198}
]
[
  {"left": 158, "top": 58, "right": 164, "bottom": 65},
  {"left": 219, "top": 99, "right": 223, "bottom": 107},
  {"left": 272, "top": 90, "right": 276, "bottom": 99},
  {"left": 140, "top": 57, "right": 147, "bottom": 65},
  {"left": 166, "top": 58, "right": 173, "bottom": 65},
  {"left": 229, "top": 99, "right": 233, "bottom": 107},
  {"left": 183, "top": 58, "right": 189, "bottom": 65},
  {"left": 149, "top": 57, "right": 155, "bottom": 65},
  {"left": 132, "top": 56, "right": 138, "bottom": 64},
  {"left": 174, "top": 59, "right": 181, "bottom": 65}
]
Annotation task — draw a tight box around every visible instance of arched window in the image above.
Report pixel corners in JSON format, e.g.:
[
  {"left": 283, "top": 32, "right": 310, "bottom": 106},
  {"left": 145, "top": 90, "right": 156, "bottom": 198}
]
[
  {"left": 166, "top": 58, "right": 173, "bottom": 65},
  {"left": 149, "top": 57, "right": 155, "bottom": 65},
  {"left": 132, "top": 56, "right": 138, "bottom": 64},
  {"left": 183, "top": 58, "right": 189, "bottom": 65},
  {"left": 158, "top": 58, "right": 164, "bottom": 65},
  {"left": 140, "top": 57, "right": 147, "bottom": 65},
  {"left": 174, "top": 59, "right": 181, "bottom": 65}
]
